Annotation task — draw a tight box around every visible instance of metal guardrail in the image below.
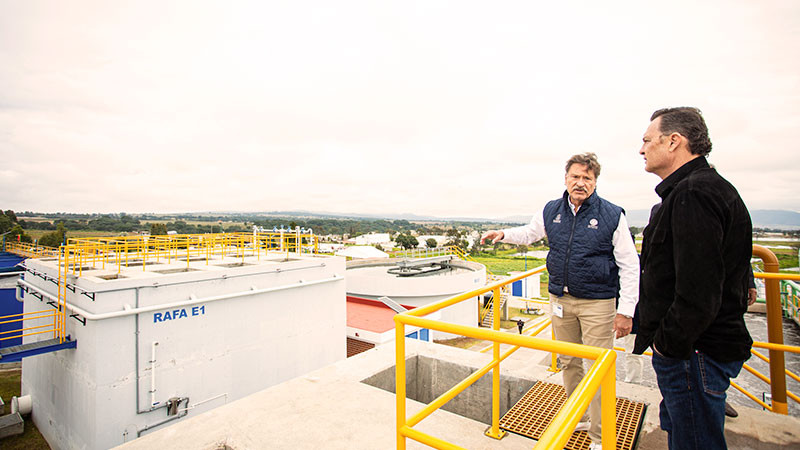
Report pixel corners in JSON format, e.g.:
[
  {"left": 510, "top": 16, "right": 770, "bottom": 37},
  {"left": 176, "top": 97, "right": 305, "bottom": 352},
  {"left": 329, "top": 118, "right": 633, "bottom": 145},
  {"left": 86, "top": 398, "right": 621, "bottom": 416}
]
[
  {"left": 59, "top": 231, "right": 319, "bottom": 276},
  {"left": 0, "top": 309, "right": 62, "bottom": 344},
  {"left": 780, "top": 279, "right": 800, "bottom": 326},
  {"left": 5, "top": 241, "right": 60, "bottom": 258},
  {"left": 395, "top": 245, "right": 800, "bottom": 449},
  {"left": 390, "top": 245, "right": 507, "bottom": 325},
  {"left": 394, "top": 265, "right": 618, "bottom": 450},
  {"left": 738, "top": 245, "right": 800, "bottom": 415},
  {"left": 6, "top": 231, "right": 320, "bottom": 346}
]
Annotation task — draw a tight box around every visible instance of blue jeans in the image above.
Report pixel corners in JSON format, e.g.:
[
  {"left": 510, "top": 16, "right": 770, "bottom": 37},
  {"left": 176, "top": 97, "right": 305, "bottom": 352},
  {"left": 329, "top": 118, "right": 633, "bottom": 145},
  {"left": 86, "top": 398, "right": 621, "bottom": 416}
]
[{"left": 652, "top": 350, "right": 744, "bottom": 450}]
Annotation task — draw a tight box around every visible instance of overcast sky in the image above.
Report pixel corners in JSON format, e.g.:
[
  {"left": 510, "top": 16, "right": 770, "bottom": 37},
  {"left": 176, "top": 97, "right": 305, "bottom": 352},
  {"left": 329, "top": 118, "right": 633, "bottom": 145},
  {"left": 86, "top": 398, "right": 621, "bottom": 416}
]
[{"left": 1, "top": 1, "right": 798, "bottom": 220}]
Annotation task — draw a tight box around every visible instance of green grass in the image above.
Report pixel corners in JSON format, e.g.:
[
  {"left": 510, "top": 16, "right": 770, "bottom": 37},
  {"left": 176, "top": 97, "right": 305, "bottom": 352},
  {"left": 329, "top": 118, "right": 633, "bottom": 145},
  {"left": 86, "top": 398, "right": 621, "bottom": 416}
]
[
  {"left": 0, "top": 368, "right": 50, "bottom": 449},
  {"left": 469, "top": 254, "right": 547, "bottom": 276}
]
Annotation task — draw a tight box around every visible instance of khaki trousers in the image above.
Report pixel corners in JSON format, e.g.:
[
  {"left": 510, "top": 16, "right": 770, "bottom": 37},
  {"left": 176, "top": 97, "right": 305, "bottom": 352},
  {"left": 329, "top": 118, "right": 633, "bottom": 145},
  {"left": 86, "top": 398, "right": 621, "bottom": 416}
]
[{"left": 549, "top": 293, "right": 615, "bottom": 444}]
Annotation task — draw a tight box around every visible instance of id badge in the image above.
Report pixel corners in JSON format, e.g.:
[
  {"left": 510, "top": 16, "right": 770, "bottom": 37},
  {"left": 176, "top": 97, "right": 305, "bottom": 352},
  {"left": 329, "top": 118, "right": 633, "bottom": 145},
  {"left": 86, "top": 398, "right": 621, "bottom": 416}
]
[{"left": 552, "top": 303, "right": 564, "bottom": 318}]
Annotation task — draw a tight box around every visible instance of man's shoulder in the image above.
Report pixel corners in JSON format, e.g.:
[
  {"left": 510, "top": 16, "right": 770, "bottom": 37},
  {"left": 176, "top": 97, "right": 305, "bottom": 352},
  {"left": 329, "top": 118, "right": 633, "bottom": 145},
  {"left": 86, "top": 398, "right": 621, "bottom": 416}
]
[
  {"left": 543, "top": 195, "right": 567, "bottom": 212},
  {"left": 593, "top": 194, "right": 624, "bottom": 215},
  {"left": 681, "top": 167, "right": 741, "bottom": 198}
]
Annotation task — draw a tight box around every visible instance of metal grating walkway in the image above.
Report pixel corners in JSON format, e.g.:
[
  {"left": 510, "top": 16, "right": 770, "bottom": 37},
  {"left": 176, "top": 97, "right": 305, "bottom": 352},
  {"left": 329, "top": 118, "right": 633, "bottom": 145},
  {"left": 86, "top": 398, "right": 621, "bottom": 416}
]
[{"left": 499, "top": 381, "right": 646, "bottom": 450}]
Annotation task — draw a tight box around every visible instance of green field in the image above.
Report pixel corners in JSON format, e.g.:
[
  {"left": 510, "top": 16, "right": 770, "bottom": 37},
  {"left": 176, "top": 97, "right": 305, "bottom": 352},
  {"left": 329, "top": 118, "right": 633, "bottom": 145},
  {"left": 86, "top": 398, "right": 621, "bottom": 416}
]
[{"left": 0, "top": 369, "right": 50, "bottom": 449}]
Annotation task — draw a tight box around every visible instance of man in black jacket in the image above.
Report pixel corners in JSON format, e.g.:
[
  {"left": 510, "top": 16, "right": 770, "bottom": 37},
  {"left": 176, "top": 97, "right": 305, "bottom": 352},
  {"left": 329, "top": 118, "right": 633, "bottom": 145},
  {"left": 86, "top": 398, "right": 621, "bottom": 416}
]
[{"left": 634, "top": 107, "right": 752, "bottom": 449}]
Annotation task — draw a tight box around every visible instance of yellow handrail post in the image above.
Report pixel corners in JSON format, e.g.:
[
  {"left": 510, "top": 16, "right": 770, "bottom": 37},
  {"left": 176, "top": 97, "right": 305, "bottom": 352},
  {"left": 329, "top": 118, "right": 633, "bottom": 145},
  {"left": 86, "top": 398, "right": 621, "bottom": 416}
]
[
  {"left": 485, "top": 286, "right": 506, "bottom": 440},
  {"left": 57, "top": 246, "right": 62, "bottom": 341},
  {"left": 600, "top": 352, "right": 617, "bottom": 450},
  {"left": 753, "top": 244, "right": 788, "bottom": 414},
  {"left": 549, "top": 327, "right": 560, "bottom": 372},
  {"left": 395, "top": 319, "right": 407, "bottom": 450}
]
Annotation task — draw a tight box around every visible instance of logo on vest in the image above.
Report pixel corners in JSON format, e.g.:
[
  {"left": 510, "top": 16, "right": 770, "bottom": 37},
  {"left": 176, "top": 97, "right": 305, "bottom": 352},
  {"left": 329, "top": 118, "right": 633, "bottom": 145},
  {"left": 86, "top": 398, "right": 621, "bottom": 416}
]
[
  {"left": 588, "top": 218, "right": 598, "bottom": 229},
  {"left": 553, "top": 214, "right": 561, "bottom": 223}
]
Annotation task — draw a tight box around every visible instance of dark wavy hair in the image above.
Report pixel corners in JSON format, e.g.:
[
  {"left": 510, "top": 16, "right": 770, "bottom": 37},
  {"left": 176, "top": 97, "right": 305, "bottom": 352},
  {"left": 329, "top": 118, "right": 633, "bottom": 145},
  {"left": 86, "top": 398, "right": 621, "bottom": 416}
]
[
  {"left": 565, "top": 152, "right": 601, "bottom": 178},
  {"left": 651, "top": 107, "right": 712, "bottom": 156}
]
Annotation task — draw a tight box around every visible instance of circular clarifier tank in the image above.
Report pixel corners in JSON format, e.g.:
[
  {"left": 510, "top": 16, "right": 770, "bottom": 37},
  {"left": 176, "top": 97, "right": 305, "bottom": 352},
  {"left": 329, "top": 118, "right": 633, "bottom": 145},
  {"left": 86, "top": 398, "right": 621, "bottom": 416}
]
[{"left": 346, "top": 256, "right": 486, "bottom": 338}]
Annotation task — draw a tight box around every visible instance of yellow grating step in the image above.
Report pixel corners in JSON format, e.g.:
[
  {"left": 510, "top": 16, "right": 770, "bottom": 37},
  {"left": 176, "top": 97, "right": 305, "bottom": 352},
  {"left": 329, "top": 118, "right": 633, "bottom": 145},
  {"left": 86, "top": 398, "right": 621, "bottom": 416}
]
[{"left": 499, "top": 381, "right": 646, "bottom": 450}]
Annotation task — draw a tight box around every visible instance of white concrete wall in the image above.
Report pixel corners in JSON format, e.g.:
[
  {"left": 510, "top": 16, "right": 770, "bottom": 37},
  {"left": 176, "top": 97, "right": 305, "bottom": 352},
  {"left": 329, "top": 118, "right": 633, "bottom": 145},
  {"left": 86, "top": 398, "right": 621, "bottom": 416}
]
[
  {"left": 354, "top": 233, "right": 390, "bottom": 246},
  {"left": 20, "top": 255, "right": 345, "bottom": 450}
]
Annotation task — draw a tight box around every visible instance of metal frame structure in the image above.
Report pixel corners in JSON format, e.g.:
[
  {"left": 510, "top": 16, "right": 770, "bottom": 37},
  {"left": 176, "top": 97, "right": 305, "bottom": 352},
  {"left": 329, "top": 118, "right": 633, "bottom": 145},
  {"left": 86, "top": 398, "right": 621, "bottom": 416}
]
[
  {"left": 2, "top": 231, "right": 320, "bottom": 347},
  {"left": 394, "top": 245, "right": 800, "bottom": 449},
  {"left": 394, "top": 265, "right": 618, "bottom": 450}
]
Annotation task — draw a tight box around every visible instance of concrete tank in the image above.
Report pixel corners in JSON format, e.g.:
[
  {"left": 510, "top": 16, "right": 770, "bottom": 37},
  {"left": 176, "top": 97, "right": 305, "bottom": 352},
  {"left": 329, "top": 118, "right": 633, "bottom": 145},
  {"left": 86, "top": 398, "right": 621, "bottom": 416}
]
[
  {"left": 17, "top": 252, "right": 345, "bottom": 449},
  {"left": 345, "top": 256, "right": 485, "bottom": 340}
]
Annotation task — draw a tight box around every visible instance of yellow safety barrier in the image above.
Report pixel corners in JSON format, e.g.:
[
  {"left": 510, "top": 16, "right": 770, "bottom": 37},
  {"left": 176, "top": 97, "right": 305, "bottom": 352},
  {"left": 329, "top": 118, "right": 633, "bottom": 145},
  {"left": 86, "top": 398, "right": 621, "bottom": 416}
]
[
  {"left": 0, "top": 309, "right": 61, "bottom": 342},
  {"left": 10, "top": 232, "right": 319, "bottom": 346},
  {"left": 5, "top": 241, "right": 59, "bottom": 258},
  {"left": 394, "top": 265, "right": 617, "bottom": 450},
  {"left": 747, "top": 244, "right": 800, "bottom": 415},
  {"left": 56, "top": 231, "right": 318, "bottom": 276}
]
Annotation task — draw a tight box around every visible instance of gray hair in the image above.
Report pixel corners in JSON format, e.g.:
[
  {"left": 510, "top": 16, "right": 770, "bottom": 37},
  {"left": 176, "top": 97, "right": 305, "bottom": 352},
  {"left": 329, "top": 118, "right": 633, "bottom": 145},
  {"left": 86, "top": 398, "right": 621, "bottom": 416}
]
[{"left": 565, "top": 152, "right": 601, "bottom": 178}]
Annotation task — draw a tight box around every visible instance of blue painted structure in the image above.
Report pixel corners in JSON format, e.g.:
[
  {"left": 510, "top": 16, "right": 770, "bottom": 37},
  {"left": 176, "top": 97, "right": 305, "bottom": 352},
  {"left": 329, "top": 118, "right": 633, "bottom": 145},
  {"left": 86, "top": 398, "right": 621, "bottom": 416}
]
[
  {"left": 0, "top": 251, "right": 24, "bottom": 274},
  {"left": 0, "top": 251, "right": 25, "bottom": 349},
  {"left": 0, "top": 286, "right": 23, "bottom": 348},
  {"left": 405, "top": 328, "right": 430, "bottom": 342},
  {"left": 512, "top": 280, "right": 522, "bottom": 297}
]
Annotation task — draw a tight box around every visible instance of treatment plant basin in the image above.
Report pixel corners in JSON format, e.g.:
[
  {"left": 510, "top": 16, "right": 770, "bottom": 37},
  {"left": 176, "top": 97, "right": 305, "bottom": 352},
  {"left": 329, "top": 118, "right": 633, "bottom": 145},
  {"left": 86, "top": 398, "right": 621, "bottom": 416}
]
[{"left": 345, "top": 256, "right": 485, "bottom": 339}]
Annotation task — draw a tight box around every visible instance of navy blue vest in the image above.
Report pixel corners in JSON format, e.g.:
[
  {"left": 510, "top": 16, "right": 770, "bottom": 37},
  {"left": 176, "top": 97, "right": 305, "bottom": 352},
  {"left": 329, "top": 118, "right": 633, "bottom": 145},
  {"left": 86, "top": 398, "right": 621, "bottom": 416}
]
[{"left": 543, "top": 191, "right": 623, "bottom": 299}]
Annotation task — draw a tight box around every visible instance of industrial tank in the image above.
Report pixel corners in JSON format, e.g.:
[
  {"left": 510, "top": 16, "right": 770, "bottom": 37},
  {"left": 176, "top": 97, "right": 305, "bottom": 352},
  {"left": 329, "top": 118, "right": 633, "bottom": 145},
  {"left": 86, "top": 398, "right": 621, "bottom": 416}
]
[
  {"left": 15, "top": 236, "right": 345, "bottom": 449},
  {"left": 345, "top": 255, "right": 485, "bottom": 339}
]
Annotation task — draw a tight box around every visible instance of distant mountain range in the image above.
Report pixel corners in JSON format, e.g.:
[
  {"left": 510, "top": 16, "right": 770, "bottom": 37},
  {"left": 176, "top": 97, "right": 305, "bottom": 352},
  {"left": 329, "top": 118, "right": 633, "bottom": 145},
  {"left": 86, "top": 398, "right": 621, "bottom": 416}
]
[{"left": 227, "top": 209, "right": 800, "bottom": 229}]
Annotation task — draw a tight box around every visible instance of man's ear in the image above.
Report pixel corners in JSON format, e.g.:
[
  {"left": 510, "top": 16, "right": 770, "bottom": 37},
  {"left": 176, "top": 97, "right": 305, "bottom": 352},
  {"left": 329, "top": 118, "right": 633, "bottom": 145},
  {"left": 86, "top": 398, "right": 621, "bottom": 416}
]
[{"left": 668, "top": 133, "right": 683, "bottom": 152}]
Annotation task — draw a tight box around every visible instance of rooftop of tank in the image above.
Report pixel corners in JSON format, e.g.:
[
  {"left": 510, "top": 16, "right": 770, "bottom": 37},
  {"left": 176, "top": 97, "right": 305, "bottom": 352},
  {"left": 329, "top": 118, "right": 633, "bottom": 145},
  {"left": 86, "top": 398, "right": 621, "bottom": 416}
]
[
  {"left": 346, "top": 256, "right": 482, "bottom": 274},
  {"left": 23, "top": 251, "right": 336, "bottom": 289}
]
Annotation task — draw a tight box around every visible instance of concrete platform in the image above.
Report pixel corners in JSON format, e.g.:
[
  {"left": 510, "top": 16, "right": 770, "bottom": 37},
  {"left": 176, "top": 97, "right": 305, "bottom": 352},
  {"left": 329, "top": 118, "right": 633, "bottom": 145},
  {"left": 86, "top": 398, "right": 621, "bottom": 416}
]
[
  {"left": 0, "top": 412, "right": 23, "bottom": 439},
  {"left": 116, "top": 337, "right": 800, "bottom": 449}
]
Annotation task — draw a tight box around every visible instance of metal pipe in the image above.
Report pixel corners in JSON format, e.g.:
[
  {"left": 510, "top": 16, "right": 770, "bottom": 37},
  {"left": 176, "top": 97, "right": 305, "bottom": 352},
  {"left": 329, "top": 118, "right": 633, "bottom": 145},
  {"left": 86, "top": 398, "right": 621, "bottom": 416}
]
[
  {"left": 754, "top": 272, "right": 800, "bottom": 281},
  {"left": 150, "top": 342, "right": 158, "bottom": 407},
  {"left": 395, "top": 322, "right": 406, "bottom": 450},
  {"left": 752, "top": 244, "right": 788, "bottom": 414},
  {"left": 487, "top": 286, "right": 503, "bottom": 439},
  {"left": 136, "top": 397, "right": 189, "bottom": 437},
  {"left": 18, "top": 275, "right": 342, "bottom": 321},
  {"left": 178, "top": 392, "right": 228, "bottom": 412}
]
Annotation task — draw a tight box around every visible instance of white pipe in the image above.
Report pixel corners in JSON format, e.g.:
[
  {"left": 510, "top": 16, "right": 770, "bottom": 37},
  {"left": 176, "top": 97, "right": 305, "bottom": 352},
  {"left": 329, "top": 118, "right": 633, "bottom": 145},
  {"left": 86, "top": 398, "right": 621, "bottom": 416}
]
[
  {"left": 17, "top": 275, "right": 342, "bottom": 321},
  {"left": 150, "top": 342, "right": 158, "bottom": 407},
  {"left": 11, "top": 395, "right": 32, "bottom": 415},
  {"left": 178, "top": 392, "right": 228, "bottom": 412}
]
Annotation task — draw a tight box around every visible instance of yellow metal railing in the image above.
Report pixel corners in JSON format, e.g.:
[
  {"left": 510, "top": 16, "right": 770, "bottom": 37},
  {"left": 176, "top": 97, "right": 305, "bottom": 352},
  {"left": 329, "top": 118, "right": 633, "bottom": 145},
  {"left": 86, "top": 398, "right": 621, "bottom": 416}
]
[
  {"left": 450, "top": 245, "right": 512, "bottom": 326},
  {"left": 5, "top": 241, "right": 60, "bottom": 258},
  {"left": 0, "top": 309, "right": 62, "bottom": 343},
  {"left": 395, "top": 265, "right": 618, "bottom": 450},
  {"left": 389, "top": 245, "right": 506, "bottom": 325},
  {"left": 732, "top": 244, "right": 800, "bottom": 414},
  {"left": 780, "top": 280, "right": 800, "bottom": 325},
  {"left": 9, "top": 232, "right": 319, "bottom": 346},
  {"left": 57, "top": 231, "right": 319, "bottom": 277}
]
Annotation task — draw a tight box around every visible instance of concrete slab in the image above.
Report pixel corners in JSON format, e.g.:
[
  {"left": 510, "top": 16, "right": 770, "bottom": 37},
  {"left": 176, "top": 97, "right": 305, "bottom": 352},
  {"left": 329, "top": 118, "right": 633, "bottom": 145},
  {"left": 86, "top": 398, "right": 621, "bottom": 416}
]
[
  {"left": 116, "top": 337, "right": 800, "bottom": 450},
  {"left": 117, "top": 341, "right": 537, "bottom": 449},
  {"left": 0, "top": 412, "right": 23, "bottom": 439}
]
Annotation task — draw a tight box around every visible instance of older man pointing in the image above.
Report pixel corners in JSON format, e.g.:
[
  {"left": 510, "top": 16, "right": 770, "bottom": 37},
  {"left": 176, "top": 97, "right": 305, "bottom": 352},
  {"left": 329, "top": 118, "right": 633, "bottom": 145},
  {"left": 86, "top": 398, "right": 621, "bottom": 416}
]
[{"left": 481, "top": 152, "right": 639, "bottom": 450}]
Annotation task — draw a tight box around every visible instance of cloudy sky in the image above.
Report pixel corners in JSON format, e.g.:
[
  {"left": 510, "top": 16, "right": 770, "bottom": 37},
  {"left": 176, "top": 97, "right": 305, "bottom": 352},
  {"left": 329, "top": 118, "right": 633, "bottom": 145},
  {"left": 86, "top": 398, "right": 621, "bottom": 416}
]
[{"left": 1, "top": 1, "right": 798, "bottom": 219}]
